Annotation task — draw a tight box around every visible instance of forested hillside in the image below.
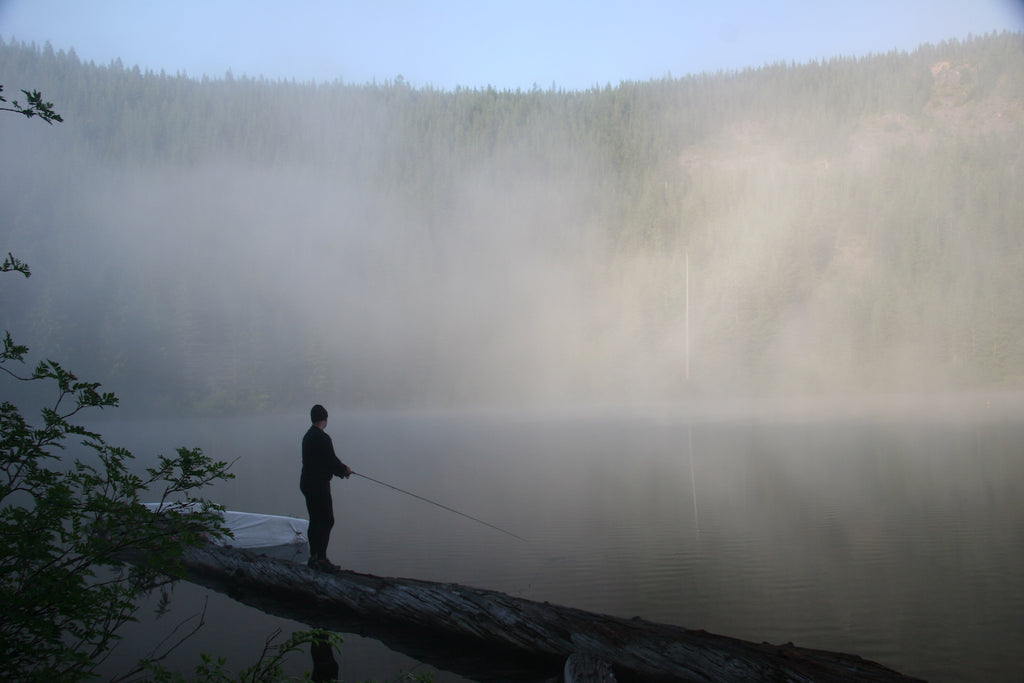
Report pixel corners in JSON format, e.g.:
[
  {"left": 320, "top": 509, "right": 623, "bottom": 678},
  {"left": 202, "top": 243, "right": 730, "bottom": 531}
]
[{"left": 1, "top": 33, "right": 1022, "bottom": 413}]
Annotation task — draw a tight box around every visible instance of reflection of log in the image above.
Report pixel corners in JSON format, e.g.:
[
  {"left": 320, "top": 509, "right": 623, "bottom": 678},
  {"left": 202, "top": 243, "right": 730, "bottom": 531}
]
[
  {"left": 176, "top": 557, "right": 562, "bottom": 681},
  {"left": 174, "top": 544, "right": 922, "bottom": 682}
]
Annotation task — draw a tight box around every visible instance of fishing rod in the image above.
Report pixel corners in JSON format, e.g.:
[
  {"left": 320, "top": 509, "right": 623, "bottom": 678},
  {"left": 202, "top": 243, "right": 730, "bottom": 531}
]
[{"left": 351, "top": 471, "right": 527, "bottom": 543}]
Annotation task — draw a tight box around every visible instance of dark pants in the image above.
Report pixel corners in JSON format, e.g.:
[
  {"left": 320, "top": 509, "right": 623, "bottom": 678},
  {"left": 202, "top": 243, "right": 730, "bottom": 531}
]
[{"left": 300, "top": 478, "right": 334, "bottom": 559}]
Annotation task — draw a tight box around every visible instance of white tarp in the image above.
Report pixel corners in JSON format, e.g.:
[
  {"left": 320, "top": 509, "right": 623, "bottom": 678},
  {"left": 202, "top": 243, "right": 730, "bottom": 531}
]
[
  {"left": 220, "top": 510, "right": 308, "bottom": 549},
  {"left": 143, "top": 503, "right": 308, "bottom": 549}
]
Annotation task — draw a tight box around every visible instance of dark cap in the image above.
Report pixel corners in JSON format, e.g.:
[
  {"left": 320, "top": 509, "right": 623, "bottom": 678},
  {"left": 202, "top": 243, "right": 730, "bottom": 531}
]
[{"left": 310, "top": 404, "right": 328, "bottom": 423}]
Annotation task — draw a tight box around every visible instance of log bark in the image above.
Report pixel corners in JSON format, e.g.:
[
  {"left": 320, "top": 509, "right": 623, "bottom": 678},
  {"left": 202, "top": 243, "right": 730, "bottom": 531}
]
[{"left": 170, "top": 544, "right": 923, "bottom": 683}]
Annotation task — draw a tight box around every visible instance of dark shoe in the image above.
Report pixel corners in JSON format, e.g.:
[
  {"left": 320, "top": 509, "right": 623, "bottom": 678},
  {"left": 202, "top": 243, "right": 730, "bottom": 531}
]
[{"left": 309, "top": 557, "right": 342, "bottom": 573}]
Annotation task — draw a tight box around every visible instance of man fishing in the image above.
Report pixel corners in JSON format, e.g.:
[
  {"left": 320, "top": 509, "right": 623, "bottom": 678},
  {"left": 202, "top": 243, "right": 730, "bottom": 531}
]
[{"left": 300, "top": 404, "right": 351, "bottom": 573}]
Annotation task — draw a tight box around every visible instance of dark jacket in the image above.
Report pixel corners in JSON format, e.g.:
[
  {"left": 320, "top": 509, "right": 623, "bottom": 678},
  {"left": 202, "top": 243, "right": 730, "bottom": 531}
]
[{"left": 301, "top": 425, "right": 349, "bottom": 484}]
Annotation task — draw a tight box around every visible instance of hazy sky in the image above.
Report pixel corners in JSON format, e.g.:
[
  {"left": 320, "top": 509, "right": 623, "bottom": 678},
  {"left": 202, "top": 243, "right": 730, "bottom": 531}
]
[{"left": 1, "top": 0, "right": 1021, "bottom": 90}]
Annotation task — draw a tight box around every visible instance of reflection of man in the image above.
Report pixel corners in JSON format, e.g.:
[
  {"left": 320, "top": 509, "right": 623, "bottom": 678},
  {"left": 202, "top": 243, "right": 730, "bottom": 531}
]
[
  {"left": 310, "top": 638, "right": 339, "bottom": 682},
  {"left": 300, "top": 404, "right": 351, "bottom": 572}
]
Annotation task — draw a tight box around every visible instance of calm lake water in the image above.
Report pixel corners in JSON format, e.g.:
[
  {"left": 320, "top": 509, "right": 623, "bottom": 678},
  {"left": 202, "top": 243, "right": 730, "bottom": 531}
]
[{"left": 95, "top": 396, "right": 1024, "bottom": 682}]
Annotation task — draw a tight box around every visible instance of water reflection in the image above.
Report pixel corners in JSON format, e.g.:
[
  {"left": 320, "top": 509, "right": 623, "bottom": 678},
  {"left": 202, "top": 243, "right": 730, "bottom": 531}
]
[
  {"left": 180, "top": 568, "right": 561, "bottom": 681},
  {"left": 310, "top": 639, "right": 338, "bottom": 682},
  {"left": 96, "top": 400, "right": 1024, "bottom": 682}
]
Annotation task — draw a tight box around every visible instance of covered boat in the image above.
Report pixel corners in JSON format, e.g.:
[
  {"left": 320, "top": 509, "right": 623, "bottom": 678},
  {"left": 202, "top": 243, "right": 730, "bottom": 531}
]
[{"left": 143, "top": 503, "right": 309, "bottom": 561}]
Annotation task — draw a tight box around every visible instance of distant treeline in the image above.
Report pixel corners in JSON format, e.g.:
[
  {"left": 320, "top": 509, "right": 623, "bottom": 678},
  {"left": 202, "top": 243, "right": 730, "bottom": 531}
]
[{"left": 0, "top": 32, "right": 1022, "bottom": 413}]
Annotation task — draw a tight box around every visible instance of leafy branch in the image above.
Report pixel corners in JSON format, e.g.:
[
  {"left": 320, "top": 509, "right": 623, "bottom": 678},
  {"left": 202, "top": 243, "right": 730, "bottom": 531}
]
[
  {"left": 0, "top": 85, "right": 63, "bottom": 124},
  {"left": 2, "top": 261, "right": 235, "bottom": 681},
  {"left": 1, "top": 252, "right": 31, "bottom": 277},
  {"left": 131, "top": 628, "right": 345, "bottom": 683}
]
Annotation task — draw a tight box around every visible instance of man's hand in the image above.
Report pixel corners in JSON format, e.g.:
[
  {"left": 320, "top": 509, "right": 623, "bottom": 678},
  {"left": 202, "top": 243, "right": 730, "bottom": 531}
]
[{"left": 342, "top": 465, "right": 352, "bottom": 479}]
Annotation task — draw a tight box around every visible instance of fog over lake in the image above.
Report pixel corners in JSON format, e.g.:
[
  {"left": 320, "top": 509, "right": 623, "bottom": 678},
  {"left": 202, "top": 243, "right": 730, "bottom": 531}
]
[{"left": 3, "top": 35, "right": 1023, "bottom": 416}]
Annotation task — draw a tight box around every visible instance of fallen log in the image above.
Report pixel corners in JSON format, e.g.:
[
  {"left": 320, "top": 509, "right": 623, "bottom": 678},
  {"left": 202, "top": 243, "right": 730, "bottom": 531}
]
[{"left": 169, "top": 544, "right": 923, "bottom": 682}]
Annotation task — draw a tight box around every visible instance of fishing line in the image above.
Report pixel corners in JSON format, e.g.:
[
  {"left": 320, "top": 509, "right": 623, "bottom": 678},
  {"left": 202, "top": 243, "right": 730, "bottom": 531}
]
[{"left": 352, "top": 471, "right": 527, "bottom": 543}]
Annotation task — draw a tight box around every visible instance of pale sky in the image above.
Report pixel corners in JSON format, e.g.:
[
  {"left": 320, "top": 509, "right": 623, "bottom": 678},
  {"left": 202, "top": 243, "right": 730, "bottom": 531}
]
[{"left": 1, "top": 0, "right": 1022, "bottom": 90}]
